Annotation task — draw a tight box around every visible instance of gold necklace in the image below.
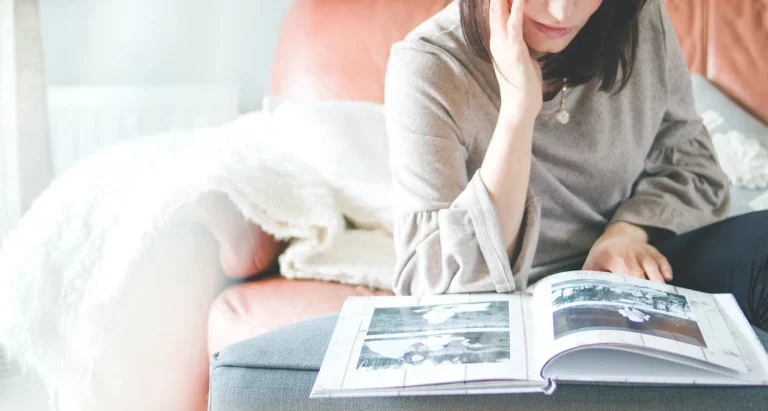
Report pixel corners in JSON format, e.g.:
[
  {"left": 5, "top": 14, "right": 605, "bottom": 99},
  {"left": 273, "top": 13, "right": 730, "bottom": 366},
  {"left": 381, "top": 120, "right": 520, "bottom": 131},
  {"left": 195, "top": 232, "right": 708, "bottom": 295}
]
[
  {"left": 556, "top": 79, "right": 570, "bottom": 124},
  {"left": 539, "top": 78, "right": 570, "bottom": 124}
]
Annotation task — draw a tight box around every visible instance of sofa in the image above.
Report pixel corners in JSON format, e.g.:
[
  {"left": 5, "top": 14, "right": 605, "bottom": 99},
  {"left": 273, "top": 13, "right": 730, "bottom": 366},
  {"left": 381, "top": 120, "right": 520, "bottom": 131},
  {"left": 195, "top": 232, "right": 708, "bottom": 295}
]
[{"left": 207, "top": 0, "right": 768, "bottom": 357}]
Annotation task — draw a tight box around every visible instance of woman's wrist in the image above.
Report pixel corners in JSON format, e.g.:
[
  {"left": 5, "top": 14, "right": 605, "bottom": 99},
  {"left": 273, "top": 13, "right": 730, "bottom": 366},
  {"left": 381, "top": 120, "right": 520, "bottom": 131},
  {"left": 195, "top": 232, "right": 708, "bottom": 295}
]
[
  {"left": 498, "top": 104, "right": 537, "bottom": 131},
  {"left": 496, "top": 108, "right": 536, "bottom": 136},
  {"left": 602, "top": 221, "right": 649, "bottom": 244}
]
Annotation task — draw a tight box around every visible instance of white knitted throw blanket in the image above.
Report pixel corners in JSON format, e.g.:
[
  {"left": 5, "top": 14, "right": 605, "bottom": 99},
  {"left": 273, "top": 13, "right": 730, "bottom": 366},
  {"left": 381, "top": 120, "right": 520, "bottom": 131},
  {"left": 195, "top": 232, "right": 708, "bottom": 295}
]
[
  {"left": 701, "top": 109, "right": 768, "bottom": 190},
  {"left": 0, "top": 108, "right": 395, "bottom": 410},
  {"left": 712, "top": 130, "right": 768, "bottom": 190}
]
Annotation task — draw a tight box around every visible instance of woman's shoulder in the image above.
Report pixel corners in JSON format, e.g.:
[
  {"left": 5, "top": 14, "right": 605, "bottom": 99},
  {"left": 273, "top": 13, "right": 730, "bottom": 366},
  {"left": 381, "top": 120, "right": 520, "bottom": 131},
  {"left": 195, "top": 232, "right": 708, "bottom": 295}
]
[
  {"left": 636, "top": 0, "right": 672, "bottom": 64},
  {"left": 388, "top": 2, "right": 482, "bottom": 89},
  {"left": 627, "top": 0, "right": 688, "bottom": 91},
  {"left": 397, "top": 1, "right": 465, "bottom": 52}
]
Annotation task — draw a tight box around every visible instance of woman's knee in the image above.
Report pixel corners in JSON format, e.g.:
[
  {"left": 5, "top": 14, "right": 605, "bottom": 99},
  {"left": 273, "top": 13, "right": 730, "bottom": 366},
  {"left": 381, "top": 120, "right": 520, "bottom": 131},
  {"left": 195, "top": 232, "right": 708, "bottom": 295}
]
[
  {"left": 729, "top": 210, "right": 768, "bottom": 230},
  {"left": 712, "top": 211, "right": 768, "bottom": 329},
  {"left": 717, "top": 211, "right": 768, "bottom": 247}
]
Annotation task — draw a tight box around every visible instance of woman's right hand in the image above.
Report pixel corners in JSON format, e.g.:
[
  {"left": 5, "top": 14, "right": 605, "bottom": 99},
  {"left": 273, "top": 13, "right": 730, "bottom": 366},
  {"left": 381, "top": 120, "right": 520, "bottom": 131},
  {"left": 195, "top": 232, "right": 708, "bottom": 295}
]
[{"left": 489, "top": 0, "right": 543, "bottom": 124}]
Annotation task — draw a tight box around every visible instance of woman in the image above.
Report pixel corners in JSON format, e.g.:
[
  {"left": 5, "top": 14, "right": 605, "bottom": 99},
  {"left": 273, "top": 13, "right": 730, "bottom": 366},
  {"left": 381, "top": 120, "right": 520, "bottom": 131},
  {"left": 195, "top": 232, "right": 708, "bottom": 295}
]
[{"left": 385, "top": 0, "right": 767, "bottom": 330}]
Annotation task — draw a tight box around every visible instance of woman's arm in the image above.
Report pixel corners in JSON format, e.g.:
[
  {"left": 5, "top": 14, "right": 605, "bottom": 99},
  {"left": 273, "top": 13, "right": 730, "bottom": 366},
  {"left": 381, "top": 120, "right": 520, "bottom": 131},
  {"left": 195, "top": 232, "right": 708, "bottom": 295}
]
[
  {"left": 480, "top": 115, "right": 534, "bottom": 255},
  {"left": 610, "top": 1, "right": 730, "bottom": 234},
  {"left": 386, "top": 46, "right": 540, "bottom": 296},
  {"left": 386, "top": 46, "right": 541, "bottom": 295},
  {"left": 386, "top": 0, "right": 543, "bottom": 296},
  {"left": 480, "top": 0, "right": 542, "bottom": 255},
  {"left": 585, "top": 2, "right": 729, "bottom": 282}
]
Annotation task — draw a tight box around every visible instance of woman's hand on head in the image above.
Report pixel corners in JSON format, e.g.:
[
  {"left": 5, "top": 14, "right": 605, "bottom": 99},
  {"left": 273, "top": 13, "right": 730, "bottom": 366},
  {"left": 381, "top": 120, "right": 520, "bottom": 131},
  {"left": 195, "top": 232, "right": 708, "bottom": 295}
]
[
  {"left": 489, "top": 0, "right": 543, "bottom": 124},
  {"left": 582, "top": 222, "right": 674, "bottom": 284}
]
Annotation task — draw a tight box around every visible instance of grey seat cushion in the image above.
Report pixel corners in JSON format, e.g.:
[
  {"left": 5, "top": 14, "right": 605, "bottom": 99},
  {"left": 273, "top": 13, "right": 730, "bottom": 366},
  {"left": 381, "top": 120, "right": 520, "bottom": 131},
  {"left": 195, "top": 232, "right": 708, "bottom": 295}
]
[
  {"left": 209, "top": 314, "right": 768, "bottom": 411},
  {"left": 690, "top": 74, "right": 768, "bottom": 216}
]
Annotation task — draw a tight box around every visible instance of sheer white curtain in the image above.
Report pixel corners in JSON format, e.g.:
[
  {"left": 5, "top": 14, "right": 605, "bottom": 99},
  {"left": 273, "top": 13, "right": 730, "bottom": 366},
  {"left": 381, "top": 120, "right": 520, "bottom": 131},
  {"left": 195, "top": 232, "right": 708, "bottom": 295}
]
[
  {"left": 0, "top": 0, "right": 53, "bottom": 241},
  {"left": 0, "top": 2, "right": 51, "bottom": 406}
]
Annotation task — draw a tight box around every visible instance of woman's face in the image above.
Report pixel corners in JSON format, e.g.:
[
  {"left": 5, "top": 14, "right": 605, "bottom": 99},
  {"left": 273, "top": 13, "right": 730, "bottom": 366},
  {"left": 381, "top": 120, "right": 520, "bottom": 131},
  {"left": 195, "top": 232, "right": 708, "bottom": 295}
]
[{"left": 520, "top": 0, "right": 604, "bottom": 58}]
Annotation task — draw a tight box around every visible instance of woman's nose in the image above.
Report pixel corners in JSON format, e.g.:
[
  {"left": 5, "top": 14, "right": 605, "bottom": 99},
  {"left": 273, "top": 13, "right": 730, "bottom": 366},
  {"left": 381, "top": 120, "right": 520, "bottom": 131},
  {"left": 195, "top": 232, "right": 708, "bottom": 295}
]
[{"left": 547, "top": 0, "right": 574, "bottom": 22}]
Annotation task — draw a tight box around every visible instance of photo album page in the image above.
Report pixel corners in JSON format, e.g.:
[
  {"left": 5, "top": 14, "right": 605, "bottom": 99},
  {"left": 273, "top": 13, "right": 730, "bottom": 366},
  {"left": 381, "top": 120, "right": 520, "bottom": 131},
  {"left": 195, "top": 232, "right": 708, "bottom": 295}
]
[
  {"left": 311, "top": 293, "right": 550, "bottom": 397},
  {"left": 529, "top": 271, "right": 759, "bottom": 376}
]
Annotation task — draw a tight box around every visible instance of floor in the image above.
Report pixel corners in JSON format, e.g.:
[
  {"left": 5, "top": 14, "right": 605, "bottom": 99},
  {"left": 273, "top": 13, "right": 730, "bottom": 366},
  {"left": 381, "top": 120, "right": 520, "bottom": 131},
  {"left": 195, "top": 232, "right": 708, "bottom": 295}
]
[{"left": 0, "top": 347, "right": 49, "bottom": 411}]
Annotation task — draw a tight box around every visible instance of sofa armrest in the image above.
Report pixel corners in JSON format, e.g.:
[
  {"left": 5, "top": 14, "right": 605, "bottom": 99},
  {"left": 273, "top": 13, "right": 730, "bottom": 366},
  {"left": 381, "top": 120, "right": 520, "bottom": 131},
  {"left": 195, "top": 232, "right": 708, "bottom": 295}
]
[
  {"left": 178, "top": 192, "right": 286, "bottom": 279},
  {"left": 76, "top": 219, "right": 224, "bottom": 411}
]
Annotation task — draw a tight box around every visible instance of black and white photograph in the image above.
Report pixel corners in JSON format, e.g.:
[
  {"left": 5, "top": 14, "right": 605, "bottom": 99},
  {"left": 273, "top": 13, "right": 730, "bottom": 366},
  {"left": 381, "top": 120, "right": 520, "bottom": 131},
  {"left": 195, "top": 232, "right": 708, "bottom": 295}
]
[
  {"left": 366, "top": 301, "right": 509, "bottom": 336},
  {"left": 356, "top": 331, "right": 511, "bottom": 370},
  {"left": 551, "top": 279, "right": 706, "bottom": 347},
  {"left": 552, "top": 279, "right": 695, "bottom": 319}
]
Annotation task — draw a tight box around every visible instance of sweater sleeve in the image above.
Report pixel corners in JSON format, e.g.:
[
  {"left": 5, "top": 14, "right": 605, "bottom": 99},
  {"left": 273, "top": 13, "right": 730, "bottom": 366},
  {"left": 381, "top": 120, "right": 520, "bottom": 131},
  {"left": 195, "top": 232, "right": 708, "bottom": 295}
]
[
  {"left": 610, "top": 2, "right": 730, "bottom": 234},
  {"left": 385, "top": 42, "right": 541, "bottom": 296}
]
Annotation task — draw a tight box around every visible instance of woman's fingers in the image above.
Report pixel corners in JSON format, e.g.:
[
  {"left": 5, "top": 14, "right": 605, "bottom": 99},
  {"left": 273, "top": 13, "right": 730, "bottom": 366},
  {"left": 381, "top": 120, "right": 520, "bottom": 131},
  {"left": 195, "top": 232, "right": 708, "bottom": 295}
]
[
  {"left": 624, "top": 249, "right": 646, "bottom": 280},
  {"left": 583, "top": 242, "right": 673, "bottom": 284},
  {"left": 650, "top": 248, "right": 673, "bottom": 281},
  {"left": 531, "top": 53, "right": 543, "bottom": 84},
  {"left": 604, "top": 254, "right": 632, "bottom": 278},
  {"left": 508, "top": 0, "right": 526, "bottom": 35},
  {"left": 489, "top": 0, "right": 510, "bottom": 40},
  {"left": 639, "top": 251, "right": 665, "bottom": 283},
  {"left": 581, "top": 259, "right": 595, "bottom": 271}
]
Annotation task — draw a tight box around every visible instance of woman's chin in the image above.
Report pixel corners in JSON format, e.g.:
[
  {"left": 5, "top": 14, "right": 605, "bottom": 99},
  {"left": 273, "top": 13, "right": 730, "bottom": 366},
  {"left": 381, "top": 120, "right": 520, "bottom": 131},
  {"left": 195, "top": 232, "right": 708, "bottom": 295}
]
[
  {"left": 530, "top": 44, "right": 566, "bottom": 57},
  {"left": 527, "top": 37, "right": 573, "bottom": 57}
]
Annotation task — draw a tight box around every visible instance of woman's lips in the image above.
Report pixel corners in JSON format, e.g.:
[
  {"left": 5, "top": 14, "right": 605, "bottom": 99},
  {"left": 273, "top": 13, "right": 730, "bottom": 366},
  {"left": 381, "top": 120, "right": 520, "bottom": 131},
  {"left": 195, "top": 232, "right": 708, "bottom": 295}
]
[{"left": 533, "top": 21, "right": 573, "bottom": 38}]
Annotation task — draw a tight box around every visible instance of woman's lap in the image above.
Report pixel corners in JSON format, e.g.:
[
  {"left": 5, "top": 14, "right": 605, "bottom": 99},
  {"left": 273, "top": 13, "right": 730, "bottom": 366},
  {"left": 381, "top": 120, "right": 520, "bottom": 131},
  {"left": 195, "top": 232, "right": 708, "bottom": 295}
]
[{"left": 650, "top": 210, "right": 768, "bottom": 330}]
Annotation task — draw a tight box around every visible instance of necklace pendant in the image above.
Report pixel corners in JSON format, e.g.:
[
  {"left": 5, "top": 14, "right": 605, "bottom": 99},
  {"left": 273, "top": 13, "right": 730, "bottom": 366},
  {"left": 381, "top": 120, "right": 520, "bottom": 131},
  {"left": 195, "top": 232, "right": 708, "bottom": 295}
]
[{"left": 556, "top": 110, "right": 570, "bottom": 124}]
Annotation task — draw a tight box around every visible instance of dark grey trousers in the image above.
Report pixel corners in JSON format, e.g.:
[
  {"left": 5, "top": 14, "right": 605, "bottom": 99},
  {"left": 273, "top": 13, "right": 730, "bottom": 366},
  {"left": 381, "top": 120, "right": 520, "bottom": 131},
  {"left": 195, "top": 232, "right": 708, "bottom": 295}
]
[{"left": 208, "top": 314, "right": 768, "bottom": 411}]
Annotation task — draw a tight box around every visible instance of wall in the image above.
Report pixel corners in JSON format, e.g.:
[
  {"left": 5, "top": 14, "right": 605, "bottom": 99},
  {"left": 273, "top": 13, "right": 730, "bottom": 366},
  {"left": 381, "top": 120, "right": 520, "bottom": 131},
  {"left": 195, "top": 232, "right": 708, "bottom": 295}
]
[{"left": 40, "top": 0, "right": 294, "bottom": 113}]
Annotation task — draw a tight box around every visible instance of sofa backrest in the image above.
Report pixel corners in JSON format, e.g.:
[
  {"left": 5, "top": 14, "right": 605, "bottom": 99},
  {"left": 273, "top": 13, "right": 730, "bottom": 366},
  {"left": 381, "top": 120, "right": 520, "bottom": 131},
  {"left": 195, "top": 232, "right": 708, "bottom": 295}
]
[
  {"left": 269, "top": 0, "right": 449, "bottom": 104},
  {"left": 665, "top": 0, "right": 768, "bottom": 124},
  {"left": 270, "top": 0, "right": 768, "bottom": 125}
]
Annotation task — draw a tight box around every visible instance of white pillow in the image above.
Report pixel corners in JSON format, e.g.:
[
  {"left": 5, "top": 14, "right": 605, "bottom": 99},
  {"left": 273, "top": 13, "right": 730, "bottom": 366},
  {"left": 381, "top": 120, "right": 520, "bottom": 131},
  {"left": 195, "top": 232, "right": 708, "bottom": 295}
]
[{"left": 259, "top": 96, "right": 393, "bottom": 233}]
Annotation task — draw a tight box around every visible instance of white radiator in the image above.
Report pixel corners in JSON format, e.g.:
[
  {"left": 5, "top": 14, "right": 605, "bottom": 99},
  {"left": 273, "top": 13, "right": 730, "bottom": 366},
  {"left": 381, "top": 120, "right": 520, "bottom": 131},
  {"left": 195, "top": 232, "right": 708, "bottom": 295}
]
[{"left": 47, "top": 86, "right": 239, "bottom": 176}]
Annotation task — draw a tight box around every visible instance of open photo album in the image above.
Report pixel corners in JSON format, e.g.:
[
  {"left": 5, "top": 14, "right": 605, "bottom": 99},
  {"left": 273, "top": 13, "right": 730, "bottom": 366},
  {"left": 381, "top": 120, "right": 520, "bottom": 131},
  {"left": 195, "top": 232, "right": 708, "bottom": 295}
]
[{"left": 311, "top": 271, "right": 768, "bottom": 398}]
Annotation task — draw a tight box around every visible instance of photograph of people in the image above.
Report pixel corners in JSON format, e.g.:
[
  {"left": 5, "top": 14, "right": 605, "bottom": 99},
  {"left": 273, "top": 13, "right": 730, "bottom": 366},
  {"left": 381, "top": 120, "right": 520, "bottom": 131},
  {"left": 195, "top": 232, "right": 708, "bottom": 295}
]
[
  {"left": 357, "top": 332, "right": 510, "bottom": 370},
  {"left": 549, "top": 279, "right": 706, "bottom": 346},
  {"left": 367, "top": 301, "right": 509, "bottom": 335}
]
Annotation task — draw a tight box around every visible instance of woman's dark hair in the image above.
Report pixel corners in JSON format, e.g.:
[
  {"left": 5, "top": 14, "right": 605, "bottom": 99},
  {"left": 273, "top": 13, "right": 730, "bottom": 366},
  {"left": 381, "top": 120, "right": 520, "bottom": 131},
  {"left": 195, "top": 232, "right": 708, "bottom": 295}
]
[{"left": 460, "top": 0, "right": 649, "bottom": 93}]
